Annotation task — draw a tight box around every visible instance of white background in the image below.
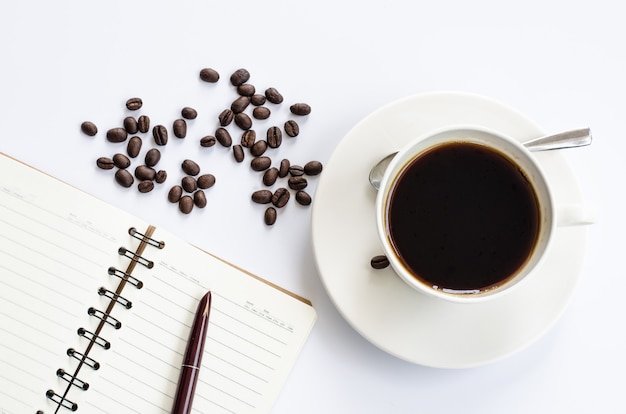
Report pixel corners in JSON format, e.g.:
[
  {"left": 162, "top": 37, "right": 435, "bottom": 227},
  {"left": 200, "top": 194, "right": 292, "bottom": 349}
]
[{"left": 0, "top": 1, "right": 623, "bottom": 413}]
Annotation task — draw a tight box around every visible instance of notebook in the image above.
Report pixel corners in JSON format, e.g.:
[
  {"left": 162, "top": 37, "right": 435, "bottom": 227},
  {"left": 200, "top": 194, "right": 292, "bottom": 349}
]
[{"left": 0, "top": 152, "right": 317, "bottom": 413}]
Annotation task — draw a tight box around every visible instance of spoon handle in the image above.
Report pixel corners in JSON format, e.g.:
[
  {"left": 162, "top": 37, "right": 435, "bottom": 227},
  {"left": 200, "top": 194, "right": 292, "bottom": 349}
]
[{"left": 523, "top": 127, "right": 592, "bottom": 151}]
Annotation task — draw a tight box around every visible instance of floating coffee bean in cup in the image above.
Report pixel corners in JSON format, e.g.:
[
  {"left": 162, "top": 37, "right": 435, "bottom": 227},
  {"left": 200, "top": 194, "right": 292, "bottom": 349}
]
[
  {"left": 126, "top": 97, "right": 143, "bottom": 111},
  {"left": 290, "top": 103, "right": 311, "bottom": 116},
  {"left": 81, "top": 121, "right": 98, "bottom": 136},
  {"left": 153, "top": 125, "right": 168, "bottom": 145},
  {"left": 96, "top": 157, "right": 114, "bottom": 170},
  {"left": 173, "top": 119, "right": 187, "bottom": 138},
  {"left": 137, "top": 115, "right": 150, "bottom": 133},
  {"left": 107, "top": 127, "right": 128, "bottom": 143},
  {"left": 127, "top": 136, "right": 142, "bottom": 158},
  {"left": 181, "top": 159, "right": 200, "bottom": 176},
  {"left": 199, "top": 67, "right": 220, "bottom": 83},
  {"left": 181, "top": 107, "right": 197, "bottom": 120},
  {"left": 115, "top": 169, "right": 134, "bottom": 188},
  {"left": 264, "top": 207, "right": 277, "bottom": 225},
  {"left": 230, "top": 68, "right": 250, "bottom": 86}
]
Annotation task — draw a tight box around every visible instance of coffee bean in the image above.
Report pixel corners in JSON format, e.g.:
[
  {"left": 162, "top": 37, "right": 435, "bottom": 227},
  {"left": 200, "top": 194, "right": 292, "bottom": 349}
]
[
  {"left": 155, "top": 170, "right": 167, "bottom": 184},
  {"left": 137, "top": 115, "right": 150, "bottom": 133},
  {"left": 271, "top": 187, "right": 290, "bottom": 208},
  {"left": 182, "top": 159, "right": 200, "bottom": 176},
  {"left": 251, "top": 189, "right": 272, "bottom": 204},
  {"left": 233, "top": 145, "right": 244, "bottom": 163},
  {"left": 126, "top": 97, "right": 143, "bottom": 111},
  {"left": 173, "top": 119, "right": 187, "bottom": 138},
  {"left": 106, "top": 127, "right": 128, "bottom": 143},
  {"left": 215, "top": 128, "right": 232, "bottom": 147},
  {"left": 234, "top": 113, "right": 252, "bottom": 130},
  {"left": 250, "top": 94, "right": 266, "bottom": 106},
  {"left": 289, "top": 165, "right": 304, "bottom": 176},
  {"left": 113, "top": 153, "right": 131, "bottom": 169},
  {"left": 194, "top": 190, "right": 207, "bottom": 208},
  {"left": 295, "top": 190, "right": 312, "bottom": 206},
  {"left": 127, "top": 136, "right": 142, "bottom": 158},
  {"left": 81, "top": 121, "right": 98, "bottom": 136},
  {"left": 197, "top": 174, "right": 216, "bottom": 189},
  {"left": 153, "top": 125, "right": 168, "bottom": 146},
  {"left": 241, "top": 130, "right": 256, "bottom": 148},
  {"left": 250, "top": 140, "right": 268, "bottom": 157},
  {"left": 168, "top": 185, "right": 183, "bottom": 203},
  {"left": 304, "top": 160, "right": 323, "bottom": 175},
  {"left": 179, "top": 195, "right": 194, "bottom": 214},
  {"left": 370, "top": 255, "right": 390, "bottom": 269},
  {"left": 267, "top": 126, "right": 282, "bottom": 148},
  {"left": 284, "top": 120, "right": 299, "bottom": 137},
  {"left": 135, "top": 165, "right": 156, "bottom": 181},
  {"left": 264, "top": 207, "right": 277, "bottom": 225},
  {"left": 253, "top": 106, "right": 271, "bottom": 120},
  {"left": 145, "top": 148, "right": 161, "bottom": 167},
  {"left": 96, "top": 157, "right": 114, "bottom": 170},
  {"left": 200, "top": 135, "right": 216, "bottom": 147},
  {"left": 124, "top": 116, "right": 138, "bottom": 134},
  {"left": 218, "top": 109, "right": 234, "bottom": 126},
  {"left": 230, "top": 68, "right": 250, "bottom": 86},
  {"left": 231, "top": 96, "right": 250, "bottom": 113},
  {"left": 237, "top": 83, "right": 255, "bottom": 96},
  {"left": 182, "top": 176, "right": 198, "bottom": 193},
  {"left": 265, "top": 87, "right": 283, "bottom": 104},
  {"left": 263, "top": 167, "right": 279, "bottom": 186},
  {"left": 138, "top": 180, "right": 154, "bottom": 193},
  {"left": 199, "top": 67, "right": 220, "bottom": 83},
  {"left": 278, "top": 159, "right": 290, "bottom": 178},
  {"left": 290, "top": 103, "right": 311, "bottom": 116},
  {"left": 181, "top": 107, "right": 197, "bottom": 120},
  {"left": 115, "top": 169, "right": 134, "bottom": 188},
  {"left": 251, "top": 156, "right": 272, "bottom": 171},
  {"left": 288, "top": 176, "right": 308, "bottom": 190}
]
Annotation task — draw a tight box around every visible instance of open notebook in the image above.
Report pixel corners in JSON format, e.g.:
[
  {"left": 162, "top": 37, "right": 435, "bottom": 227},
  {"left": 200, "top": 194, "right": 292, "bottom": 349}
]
[{"left": 0, "top": 153, "right": 316, "bottom": 413}]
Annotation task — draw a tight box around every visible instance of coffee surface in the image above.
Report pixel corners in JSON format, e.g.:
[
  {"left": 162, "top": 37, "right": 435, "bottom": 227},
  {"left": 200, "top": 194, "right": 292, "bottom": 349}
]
[{"left": 387, "top": 142, "right": 540, "bottom": 292}]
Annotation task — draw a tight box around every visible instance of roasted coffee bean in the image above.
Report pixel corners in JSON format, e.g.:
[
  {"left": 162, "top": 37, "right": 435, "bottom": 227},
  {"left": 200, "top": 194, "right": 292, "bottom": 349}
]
[
  {"left": 295, "top": 190, "right": 312, "bottom": 206},
  {"left": 251, "top": 156, "right": 272, "bottom": 171},
  {"left": 271, "top": 187, "right": 290, "bottom": 208},
  {"left": 250, "top": 94, "right": 266, "bottom": 106},
  {"left": 289, "top": 165, "right": 304, "bottom": 176},
  {"left": 135, "top": 165, "right": 156, "bottom": 181},
  {"left": 241, "top": 130, "right": 256, "bottom": 148},
  {"left": 182, "top": 159, "right": 200, "bottom": 176},
  {"left": 215, "top": 128, "right": 232, "bottom": 147},
  {"left": 194, "top": 190, "right": 207, "bottom": 208},
  {"left": 127, "top": 136, "right": 142, "bottom": 158},
  {"left": 81, "top": 121, "right": 98, "bottom": 136},
  {"left": 288, "top": 176, "right": 308, "bottom": 190},
  {"left": 284, "top": 120, "right": 299, "bottom": 137},
  {"left": 370, "top": 255, "right": 390, "bottom": 269},
  {"left": 182, "top": 176, "right": 198, "bottom": 193},
  {"left": 179, "top": 195, "right": 194, "bottom": 214},
  {"left": 181, "top": 107, "right": 197, "bottom": 120},
  {"left": 250, "top": 140, "right": 268, "bottom": 157},
  {"left": 197, "top": 174, "right": 216, "bottom": 189},
  {"left": 251, "top": 189, "right": 272, "bottom": 204},
  {"left": 290, "top": 103, "right": 311, "bottom": 116},
  {"left": 266, "top": 126, "right": 282, "bottom": 148},
  {"left": 113, "top": 153, "right": 131, "bottom": 169},
  {"left": 145, "top": 148, "right": 161, "bottom": 167},
  {"left": 168, "top": 185, "right": 183, "bottom": 203},
  {"left": 173, "top": 119, "right": 187, "bottom": 138},
  {"left": 106, "top": 127, "right": 128, "bottom": 143},
  {"left": 233, "top": 145, "right": 244, "bottom": 162},
  {"left": 126, "top": 97, "right": 143, "bottom": 111},
  {"left": 265, "top": 87, "right": 283, "bottom": 104},
  {"left": 237, "top": 83, "right": 255, "bottom": 96},
  {"left": 263, "top": 167, "right": 279, "bottom": 186},
  {"left": 253, "top": 106, "right": 271, "bottom": 120},
  {"left": 115, "top": 169, "right": 134, "bottom": 188},
  {"left": 199, "top": 67, "right": 220, "bottom": 83},
  {"left": 96, "top": 157, "right": 114, "bottom": 170},
  {"left": 152, "top": 125, "right": 168, "bottom": 145},
  {"left": 218, "top": 109, "right": 234, "bottom": 126},
  {"left": 230, "top": 68, "right": 250, "bottom": 86},
  {"left": 278, "top": 159, "right": 290, "bottom": 178},
  {"left": 200, "top": 135, "right": 216, "bottom": 147},
  {"left": 138, "top": 180, "right": 154, "bottom": 193},
  {"left": 304, "top": 160, "right": 323, "bottom": 175},
  {"left": 231, "top": 96, "right": 250, "bottom": 113},
  {"left": 155, "top": 170, "right": 167, "bottom": 184},
  {"left": 124, "top": 116, "right": 138, "bottom": 134},
  {"left": 264, "top": 207, "right": 277, "bottom": 225},
  {"left": 234, "top": 113, "right": 252, "bottom": 130},
  {"left": 137, "top": 115, "right": 150, "bottom": 133}
]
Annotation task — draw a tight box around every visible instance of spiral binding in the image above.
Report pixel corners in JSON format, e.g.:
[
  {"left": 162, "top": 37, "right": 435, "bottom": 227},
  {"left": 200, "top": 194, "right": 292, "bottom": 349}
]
[{"left": 42, "top": 225, "right": 163, "bottom": 413}]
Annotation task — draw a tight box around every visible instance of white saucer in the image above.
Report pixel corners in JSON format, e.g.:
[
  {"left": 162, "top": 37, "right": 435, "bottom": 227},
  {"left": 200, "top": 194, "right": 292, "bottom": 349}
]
[{"left": 311, "top": 91, "right": 589, "bottom": 368}]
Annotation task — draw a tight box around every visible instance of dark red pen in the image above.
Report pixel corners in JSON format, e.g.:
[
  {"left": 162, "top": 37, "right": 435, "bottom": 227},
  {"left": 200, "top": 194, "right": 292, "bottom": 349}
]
[{"left": 171, "top": 291, "right": 212, "bottom": 414}]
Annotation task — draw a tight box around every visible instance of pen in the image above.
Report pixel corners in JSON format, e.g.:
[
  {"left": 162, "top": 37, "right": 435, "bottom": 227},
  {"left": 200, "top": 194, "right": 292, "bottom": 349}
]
[{"left": 171, "top": 291, "right": 212, "bottom": 414}]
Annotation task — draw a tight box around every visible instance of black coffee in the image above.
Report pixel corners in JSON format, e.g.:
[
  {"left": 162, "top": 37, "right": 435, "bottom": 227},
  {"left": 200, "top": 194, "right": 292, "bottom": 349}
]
[{"left": 387, "top": 142, "right": 540, "bottom": 293}]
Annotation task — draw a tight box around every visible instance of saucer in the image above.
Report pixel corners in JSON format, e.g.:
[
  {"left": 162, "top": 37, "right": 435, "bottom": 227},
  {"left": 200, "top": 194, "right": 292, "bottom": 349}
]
[{"left": 311, "top": 91, "right": 589, "bottom": 368}]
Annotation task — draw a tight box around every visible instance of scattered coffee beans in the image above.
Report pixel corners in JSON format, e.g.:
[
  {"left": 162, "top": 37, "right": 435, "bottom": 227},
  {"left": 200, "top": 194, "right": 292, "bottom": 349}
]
[
  {"left": 219, "top": 109, "right": 234, "bottom": 126},
  {"left": 153, "top": 125, "right": 168, "bottom": 146},
  {"left": 155, "top": 170, "right": 167, "bottom": 184},
  {"left": 251, "top": 156, "right": 272, "bottom": 171},
  {"left": 182, "top": 176, "right": 198, "bottom": 193},
  {"left": 272, "top": 187, "right": 290, "bottom": 208},
  {"left": 138, "top": 180, "right": 154, "bottom": 193},
  {"left": 194, "top": 190, "right": 207, "bottom": 208},
  {"left": 250, "top": 140, "right": 268, "bottom": 157},
  {"left": 113, "top": 153, "right": 131, "bottom": 169},
  {"left": 290, "top": 103, "right": 311, "bottom": 116},
  {"left": 304, "top": 160, "right": 323, "bottom": 175},
  {"left": 237, "top": 84, "right": 255, "bottom": 96},
  {"left": 371, "top": 255, "right": 390, "bottom": 269},
  {"left": 233, "top": 145, "right": 245, "bottom": 162},
  {"left": 230, "top": 68, "right": 250, "bottom": 86},
  {"left": 197, "top": 174, "right": 216, "bottom": 189},
  {"left": 145, "top": 148, "right": 161, "bottom": 167},
  {"left": 265, "top": 87, "right": 283, "bottom": 104},
  {"left": 263, "top": 167, "right": 279, "bottom": 186},
  {"left": 235, "top": 113, "right": 252, "bottom": 130},
  {"left": 231, "top": 96, "right": 250, "bottom": 113},
  {"left": 107, "top": 127, "right": 128, "bottom": 143},
  {"left": 289, "top": 165, "right": 304, "bottom": 176},
  {"left": 182, "top": 159, "right": 200, "bottom": 176},
  {"left": 288, "top": 176, "right": 308, "bottom": 190},
  {"left": 253, "top": 106, "right": 271, "bottom": 120},
  {"left": 173, "top": 119, "right": 187, "bottom": 138},
  {"left": 295, "top": 190, "right": 312, "bottom": 206},
  {"left": 250, "top": 94, "right": 266, "bottom": 106},
  {"left": 252, "top": 190, "right": 273, "bottom": 204},
  {"left": 135, "top": 165, "right": 156, "bottom": 181},
  {"left": 179, "top": 195, "right": 194, "bottom": 214},
  {"left": 115, "top": 169, "right": 134, "bottom": 188},
  {"left": 267, "top": 126, "right": 282, "bottom": 148},
  {"left": 81, "top": 121, "right": 98, "bottom": 136},
  {"left": 241, "top": 130, "right": 256, "bottom": 148},
  {"left": 284, "top": 120, "right": 299, "bottom": 137},
  {"left": 278, "top": 159, "right": 290, "bottom": 178},
  {"left": 127, "top": 136, "right": 142, "bottom": 158},
  {"left": 181, "top": 107, "right": 197, "bottom": 120},
  {"left": 96, "top": 157, "right": 114, "bottom": 170},
  {"left": 126, "top": 97, "right": 143, "bottom": 111},
  {"left": 137, "top": 115, "right": 150, "bottom": 133},
  {"left": 200, "top": 135, "right": 217, "bottom": 147},
  {"left": 215, "top": 128, "right": 232, "bottom": 147},
  {"left": 199, "top": 67, "right": 220, "bottom": 83},
  {"left": 168, "top": 185, "right": 183, "bottom": 203},
  {"left": 264, "top": 207, "right": 277, "bottom": 225},
  {"left": 124, "top": 116, "right": 138, "bottom": 134}
]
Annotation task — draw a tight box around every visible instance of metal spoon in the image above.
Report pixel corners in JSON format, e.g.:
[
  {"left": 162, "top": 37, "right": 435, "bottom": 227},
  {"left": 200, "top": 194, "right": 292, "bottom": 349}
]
[{"left": 368, "top": 127, "right": 592, "bottom": 190}]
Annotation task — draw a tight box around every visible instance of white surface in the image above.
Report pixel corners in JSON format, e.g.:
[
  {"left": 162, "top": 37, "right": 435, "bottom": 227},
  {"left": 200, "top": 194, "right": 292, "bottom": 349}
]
[{"left": 0, "top": 1, "right": 621, "bottom": 413}]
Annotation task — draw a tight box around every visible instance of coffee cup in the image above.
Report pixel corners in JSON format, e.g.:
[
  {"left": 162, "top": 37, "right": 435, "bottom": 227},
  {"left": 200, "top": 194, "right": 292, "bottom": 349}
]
[{"left": 375, "top": 125, "right": 593, "bottom": 303}]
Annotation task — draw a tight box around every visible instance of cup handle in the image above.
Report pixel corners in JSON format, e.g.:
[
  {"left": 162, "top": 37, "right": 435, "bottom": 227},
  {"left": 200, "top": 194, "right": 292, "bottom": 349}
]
[{"left": 556, "top": 204, "right": 596, "bottom": 226}]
